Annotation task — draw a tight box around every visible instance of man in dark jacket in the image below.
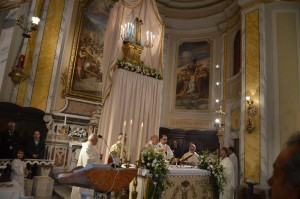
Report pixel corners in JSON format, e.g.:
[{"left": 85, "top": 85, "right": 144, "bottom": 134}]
[
  {"left": 25, "top": 130, "right": 45, "bottom": 159},
  {"left": 0, "top": 122, "right": 19, "bottom": 158}
]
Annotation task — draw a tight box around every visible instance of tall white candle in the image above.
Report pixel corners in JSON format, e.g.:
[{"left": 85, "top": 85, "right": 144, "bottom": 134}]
[
  {"left": 120, "top": 121, "right": 126, "bottom": 160},
  {"left": 136, "top": 123, "right": 143, "bottom": 160},
  {"left": 127, "top": 119, "right": 133, "bottom": 160},
  {"left": 64, "top": 115, "right": 67, "bottom": 125}
]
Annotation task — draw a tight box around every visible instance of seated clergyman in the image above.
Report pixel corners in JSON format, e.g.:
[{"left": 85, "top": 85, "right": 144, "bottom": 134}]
[{"left": 180, "top": 144, "right": 199, "bottom": 166}]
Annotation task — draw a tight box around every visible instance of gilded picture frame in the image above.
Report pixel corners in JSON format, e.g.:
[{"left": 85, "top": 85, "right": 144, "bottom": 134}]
[
  {"left": 65, "top": 0, "right": 111, "bottom": 102},
  {"left": 174, "top": 40, "right": 212, "bottom": 111}
]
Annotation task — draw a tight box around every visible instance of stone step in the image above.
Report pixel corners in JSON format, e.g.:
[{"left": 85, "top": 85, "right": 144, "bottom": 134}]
[{"left": 53, "top": 185, "right": 71, "bottom": 199}]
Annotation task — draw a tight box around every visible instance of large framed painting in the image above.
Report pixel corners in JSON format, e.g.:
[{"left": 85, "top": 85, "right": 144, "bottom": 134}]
[
  {"left": 175, "top": 40, "right": 211, "bottom": 111},
  {"left": 65, "top": 0, "right": 111, "bottom": 101}
]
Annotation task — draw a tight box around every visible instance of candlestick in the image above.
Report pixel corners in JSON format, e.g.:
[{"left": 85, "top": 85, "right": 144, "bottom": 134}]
[
  {"left": 120, "top": 121, "right": 126, "bottom": 160},
  {"left": 136, "top": 123, "right": 143, "bottom": 160},
  {"left": 64, "top": 115, "right": 67, "bottom": 126},
  {"left": 127, "top": 119, "right": 133, "bottom": 160}
]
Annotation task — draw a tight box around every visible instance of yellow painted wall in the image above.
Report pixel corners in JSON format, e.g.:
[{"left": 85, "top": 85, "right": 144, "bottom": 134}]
[
  {"left": 277, "top": 13, "right": 300, "bottom": 148},
  {"left": 245, "top": 9, "right": 260, "bottom": 183},
  {"left": 30, "top": 1, "right": 65, "bottom": 111}
]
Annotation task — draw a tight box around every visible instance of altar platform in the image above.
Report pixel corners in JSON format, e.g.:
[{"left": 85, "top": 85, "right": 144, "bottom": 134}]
[{"left": 131, "top": 165, "right": 213, "bottom": 199}]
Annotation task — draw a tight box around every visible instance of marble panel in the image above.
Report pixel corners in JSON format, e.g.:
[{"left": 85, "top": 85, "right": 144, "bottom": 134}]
[{"left": 244, "top": 9, "right": 260, "bottom": 183}]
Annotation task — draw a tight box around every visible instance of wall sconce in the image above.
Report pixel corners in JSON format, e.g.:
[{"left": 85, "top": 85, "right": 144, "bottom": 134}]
[
  {"left": 245, "top": 96, "right": 258, "bottom": 133},
  {"left": 214, "top": 105, "right": 226, "bottom": 130},
  {"left": 9, "top": 55, "right": 27, "bottom": 84},
  {"left": 16, "top": 15, "right": 40, "bottom": 38}
]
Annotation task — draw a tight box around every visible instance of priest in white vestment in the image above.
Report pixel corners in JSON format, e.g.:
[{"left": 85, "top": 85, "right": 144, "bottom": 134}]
[
  {"left": 71, "top": 133, "right": 101, "bottom": 199},
  {"left": 155, "top": 135, "right": 173, "bottom": 159},
  {"left": 180, "top": 143, "right": 199, "bottom": 166},
  {"left": 142, "top": 135, "right": 159, "bottom": 153},
  {"left": 219, "top": 148, "right": 234, "bottom": 199},
  {"left": 110, "top": 133, "right": 127, "bottom": 163},
  {"left": 228, "top": 146, "right": 238, "bottom": 190}
]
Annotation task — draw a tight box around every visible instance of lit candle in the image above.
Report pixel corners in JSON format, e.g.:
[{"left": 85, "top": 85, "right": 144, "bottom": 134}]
[
  {"left": 64, "top": 115, "right": 67, "bottom": 126},
  {"left": 136, "top": 122, "right": 143, "bottom": 160},
  {"left": 146, "top": 31, "right": 149, "bottom": 42},
  {"left": 120, "top": 121, "right": 126, "bottom": 160},
  {"left": 127, "top": 119, "right": 133, "bottom": 160}
]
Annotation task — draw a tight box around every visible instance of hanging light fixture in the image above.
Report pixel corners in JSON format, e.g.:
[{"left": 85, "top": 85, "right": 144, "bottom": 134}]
[{"left": 16, "top": 14, "right": 40, "bottom": 38}]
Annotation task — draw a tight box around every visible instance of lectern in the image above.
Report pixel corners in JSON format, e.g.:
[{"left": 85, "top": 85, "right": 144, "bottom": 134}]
[{"left": 58, "top": 164, "right": 137, "bottom": 196}]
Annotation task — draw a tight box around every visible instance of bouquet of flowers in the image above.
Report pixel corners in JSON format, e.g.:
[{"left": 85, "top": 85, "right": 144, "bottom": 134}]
[
  {"left": 68, "top": 127, "right": 87, "bottom": 138},
  {"left": 198, "top": 150, "right": 226, "bottom": 196},
  {"left": 116, "top": 59, "right": 163, "bottom": 80},
  {"left": 141, "top": 147, "right": 171, "bottom": 199}
]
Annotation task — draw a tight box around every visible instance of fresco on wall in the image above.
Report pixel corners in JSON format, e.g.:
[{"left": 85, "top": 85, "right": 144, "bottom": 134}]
[
  {"left": 175, "top": 41, "right": 211, "bottom": 111},
  {"left": 67, "top": 0, "right": 111, "bottom": 101}
]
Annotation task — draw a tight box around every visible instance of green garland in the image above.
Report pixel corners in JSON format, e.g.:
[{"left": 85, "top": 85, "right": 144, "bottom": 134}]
[{"left": 116, "top": 59, "right": 163, "bottom": 80}]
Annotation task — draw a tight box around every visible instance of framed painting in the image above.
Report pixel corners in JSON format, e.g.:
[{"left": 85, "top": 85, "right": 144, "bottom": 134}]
[
  {"left": 174, "top": 40, "right": 212, "bottom": 111},
  {"left": 65, "top": 0, "right": 112, "bottom": 101}
]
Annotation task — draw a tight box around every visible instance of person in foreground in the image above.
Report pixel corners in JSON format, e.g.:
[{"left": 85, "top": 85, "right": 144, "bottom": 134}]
[
  {"left": 268, "top": 132, "right": 300, "bottom": 199},
  {"left": 180, "top": 143, "right": 199, "bottom": 166},
  {"left": 71, "top": 133, "right": 101, "bottom": 199},
  {"left": 219, "top": 147, "right": 234, "bottom": 199}
]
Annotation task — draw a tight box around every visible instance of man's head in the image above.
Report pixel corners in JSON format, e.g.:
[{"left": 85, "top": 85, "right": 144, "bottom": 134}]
[
  {"left": 268, "top": 133, "right": 300, "bottom": 199},
  {"left": 228, "top": 146, "right": 235, "bottom": 155},
  {"left": 33, "top": 131, "right": 40, "bottom": 140},
  {"left": 150, "top": 135, "right": 159, "bottom": 145},
  {"left": 173, "top": 139, "right": 178, "bottom": 146},
  {"left": 118, "top": 132, "right": 127, "bottom": 143},
  {"left": 220, "top": 147, "right": 228, "bottom": 159},
  {"left": 8, "top": 122, "right": 16, "bottom": 132},
  {"left": 189, "top": 144, "right": 196, "bottom": 153},
  {"left": 160, "top": 135, "right": 168, "bottom": 144},
  {"left": 88, "top": 133, "right": 98, "bottom": 146}
]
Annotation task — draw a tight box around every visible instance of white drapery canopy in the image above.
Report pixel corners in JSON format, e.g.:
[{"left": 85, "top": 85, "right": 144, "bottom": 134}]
[{"left": 98, "top": 0, "right": 164, "bottom": 162}]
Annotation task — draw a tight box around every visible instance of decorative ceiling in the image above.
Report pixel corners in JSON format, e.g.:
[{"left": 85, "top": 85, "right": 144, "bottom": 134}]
[{"left": 155, "top": 0, "right": 240, "bottom": 30}]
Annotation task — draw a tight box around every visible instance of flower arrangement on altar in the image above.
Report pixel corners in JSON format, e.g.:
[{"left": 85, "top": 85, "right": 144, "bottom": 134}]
[
  {"left": 68, "top": 127, "right": 88, "bottom": 138},
  {"left": 198, "top": 150, "right": 226, "bottom": 195},
  {"left": 116, "top": 59, "right": 163, "bottom": 80},
  {"left": 141, "top": 147, "right": 171, "bottom": 199}
]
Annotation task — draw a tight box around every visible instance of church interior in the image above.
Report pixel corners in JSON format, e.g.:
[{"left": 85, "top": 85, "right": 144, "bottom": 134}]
[{"left": 0, "top": 0, "right": 300, "bottom": 198}]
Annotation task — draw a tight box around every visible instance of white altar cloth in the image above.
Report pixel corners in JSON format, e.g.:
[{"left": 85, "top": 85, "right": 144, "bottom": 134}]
[
  {"left": 130, "top": 166, "right": 212, "bottom": 199},
  {"left": 0, "top": 180, "right": 23, "bottom": 199},
  {"left": 168, "top": 165, "right": 211, "bottom": 176}
]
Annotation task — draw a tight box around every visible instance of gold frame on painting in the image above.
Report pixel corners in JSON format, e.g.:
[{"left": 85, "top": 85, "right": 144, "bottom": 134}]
[{"left": 64, "top": 0, "right": 104, "bottom": 102}]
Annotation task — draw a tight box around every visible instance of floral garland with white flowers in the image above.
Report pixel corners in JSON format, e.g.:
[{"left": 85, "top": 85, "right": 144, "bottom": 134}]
[
  {"left": 141, "top": 147, "right": 171, "bottom": 199},
  {"left": 116, "top": 59, "right": 163, "bottom": 80},
  {"left": 68, "top": 127, "right": 87, "bottom": 138},
  {"left": 198, "top": 150, "right": 226, "bottom": 194}
]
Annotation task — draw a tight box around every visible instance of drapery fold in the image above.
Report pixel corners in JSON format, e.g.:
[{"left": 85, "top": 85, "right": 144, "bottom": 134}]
[
  {"left": 99, "top": 69, "right": 162, "bottom": 162},
  {"left": 99, "top": 0, "right": 164, "bottom": 162}
]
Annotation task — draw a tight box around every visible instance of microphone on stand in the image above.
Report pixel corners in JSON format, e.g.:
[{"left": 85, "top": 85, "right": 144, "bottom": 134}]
[{"left": 98, "top": 135, "right": 117, "bottom": 168}]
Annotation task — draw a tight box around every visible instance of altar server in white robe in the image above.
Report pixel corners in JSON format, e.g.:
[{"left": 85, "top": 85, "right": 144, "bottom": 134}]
[
  {"left": 228, "top": 146, "right": 238, "bottom": 190},
  {"left": 180, "top": 143, "right": 199, "bottom": 166},
  {"left": 155, "top": 135, "right": 173, "bottom": 159},
  {"left": 219, "top": 147, "right": 235, "bottom": 199},
  {"left": 71, "top": 133, "right": 100, "bottom": 199},
  {"left": 11, "top": 149, "right": 27, "bottom": 197}
]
